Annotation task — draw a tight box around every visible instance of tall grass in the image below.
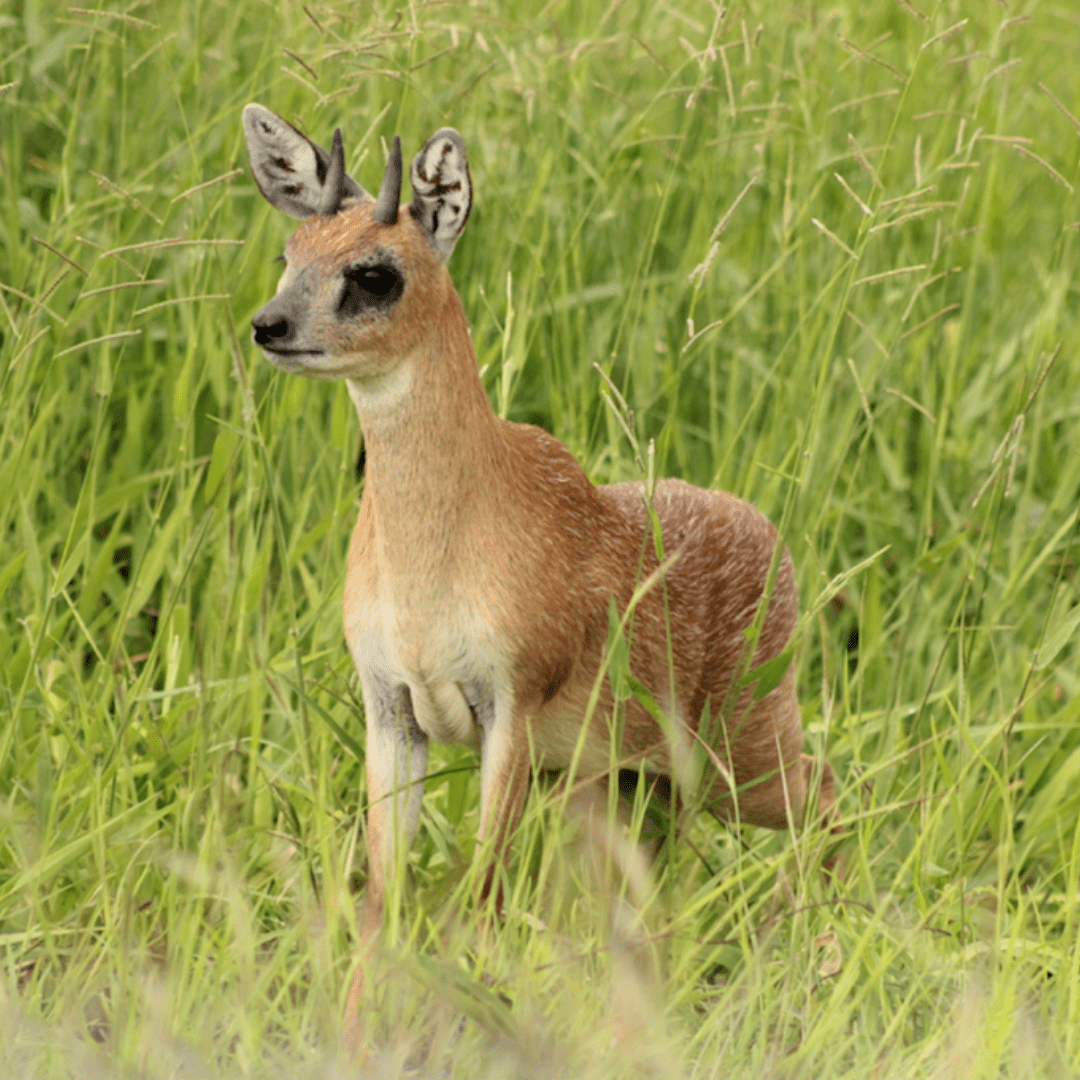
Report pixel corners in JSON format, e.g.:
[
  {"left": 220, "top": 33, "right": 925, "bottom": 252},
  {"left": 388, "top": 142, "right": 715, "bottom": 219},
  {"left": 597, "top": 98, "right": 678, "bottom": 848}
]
[{"left": 2, "top": 0, "right": 1079, "bottom": 1075}]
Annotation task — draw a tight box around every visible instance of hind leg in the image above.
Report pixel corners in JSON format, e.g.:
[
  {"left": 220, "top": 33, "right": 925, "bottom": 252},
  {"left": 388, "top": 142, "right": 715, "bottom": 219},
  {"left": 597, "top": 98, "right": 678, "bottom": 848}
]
[{"left": 704, "top": 674, "right": 836, "bottom": 836}]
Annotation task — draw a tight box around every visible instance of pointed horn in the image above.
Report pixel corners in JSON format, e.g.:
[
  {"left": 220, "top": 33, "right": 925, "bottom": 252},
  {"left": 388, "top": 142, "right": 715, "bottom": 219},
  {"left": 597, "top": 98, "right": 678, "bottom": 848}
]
[
  {"left": 317, "top": 128, "right": 347, "bottom": 216},
  {"left": 372, "top": 135, "right": 402, "bottom": 225}
]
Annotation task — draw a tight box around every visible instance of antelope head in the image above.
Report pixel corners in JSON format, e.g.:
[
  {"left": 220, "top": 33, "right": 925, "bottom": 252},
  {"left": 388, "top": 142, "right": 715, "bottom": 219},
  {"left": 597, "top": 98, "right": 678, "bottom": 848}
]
[{"left": 243, "top": 104, "right": 472, "bottom": 382}]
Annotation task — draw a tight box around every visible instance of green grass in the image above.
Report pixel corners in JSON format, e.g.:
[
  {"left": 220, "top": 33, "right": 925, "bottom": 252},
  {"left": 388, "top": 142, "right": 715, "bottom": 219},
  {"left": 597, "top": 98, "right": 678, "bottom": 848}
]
[{"left": 2, "top": 0, "right": 1080, "bottom": 1075}]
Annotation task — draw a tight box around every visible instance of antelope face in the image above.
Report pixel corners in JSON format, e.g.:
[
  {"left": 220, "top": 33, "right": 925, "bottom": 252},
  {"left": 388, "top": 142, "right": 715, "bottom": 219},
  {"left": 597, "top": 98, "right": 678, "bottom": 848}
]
[
  {"left": 253, "top": 207, "right": 426, "bottom": 381},
  {"left": 244, "top": 104, "right": 471, "bottom": 381}
]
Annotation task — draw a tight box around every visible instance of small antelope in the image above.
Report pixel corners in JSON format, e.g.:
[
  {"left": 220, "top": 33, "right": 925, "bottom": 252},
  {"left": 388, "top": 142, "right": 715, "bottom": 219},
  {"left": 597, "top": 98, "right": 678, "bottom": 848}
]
[{"left": 243, "top": 104, "right": 837, "bottom": 942}]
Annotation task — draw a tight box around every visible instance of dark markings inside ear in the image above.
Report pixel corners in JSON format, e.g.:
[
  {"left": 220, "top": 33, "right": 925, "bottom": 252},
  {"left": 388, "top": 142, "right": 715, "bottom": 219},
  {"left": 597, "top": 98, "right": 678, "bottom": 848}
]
[
  {"left": 243, "top": 103, "right": 368, "bottom": 220},
  {"left": 409, "top": 127, "right": 471, "bottom": 260},
  {"left": 356, "top": 445, "right": 366, "bottom": 479}
]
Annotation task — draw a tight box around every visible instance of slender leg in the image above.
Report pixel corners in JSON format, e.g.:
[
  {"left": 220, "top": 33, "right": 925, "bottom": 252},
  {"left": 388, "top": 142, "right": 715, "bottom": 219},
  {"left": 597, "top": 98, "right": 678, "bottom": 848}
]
[
  {"left": 360, "top": 683, "right": 429, "bottom": 933},
  {"left": 474, "top": 704, "right": 531, "bottom": 911},
  {"left": 345, "top": 681, "right": 427, "bottom": 1053}
]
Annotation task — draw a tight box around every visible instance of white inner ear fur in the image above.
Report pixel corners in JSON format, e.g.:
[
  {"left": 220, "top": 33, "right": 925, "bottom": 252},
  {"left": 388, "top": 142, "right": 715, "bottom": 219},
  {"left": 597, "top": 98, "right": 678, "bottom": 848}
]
[
  {"left": 243, "top": 103, "right": 365, "bottom": 220},
  {"left": 410, "top": 128, "right": 472, "bottom": 260}
]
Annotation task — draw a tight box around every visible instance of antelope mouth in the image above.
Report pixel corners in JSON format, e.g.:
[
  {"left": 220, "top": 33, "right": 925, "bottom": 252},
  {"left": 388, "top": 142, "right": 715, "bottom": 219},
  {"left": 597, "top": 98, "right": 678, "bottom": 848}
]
[
  {"left": 259, "top": 346, "right": 329, "bottom": 374},
  {"left": 260, "top": 347, "right": 325, "bottom": 357}
]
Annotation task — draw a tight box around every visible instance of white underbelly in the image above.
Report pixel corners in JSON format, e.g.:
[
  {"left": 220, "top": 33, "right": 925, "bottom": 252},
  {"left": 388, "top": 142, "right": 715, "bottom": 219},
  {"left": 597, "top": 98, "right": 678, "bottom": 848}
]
[
  {"left": 528, "top": 696, "right": 676, "bottom": 779},
  {"left": 526, "top": 704, "right": 609, "bottom": 775}
]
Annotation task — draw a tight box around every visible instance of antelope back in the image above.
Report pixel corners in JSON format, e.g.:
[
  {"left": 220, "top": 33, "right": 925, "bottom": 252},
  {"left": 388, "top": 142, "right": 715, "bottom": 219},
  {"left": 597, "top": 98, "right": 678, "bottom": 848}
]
[{"left": 243, "top": 105, "right": 473, "bottom": 381}]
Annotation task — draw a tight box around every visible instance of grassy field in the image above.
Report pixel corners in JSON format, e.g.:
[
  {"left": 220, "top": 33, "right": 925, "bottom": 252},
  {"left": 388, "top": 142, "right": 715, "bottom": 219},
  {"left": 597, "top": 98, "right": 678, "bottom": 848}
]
[{"left": 2, "top": 0, "right": 1080, "bottom": 1075}]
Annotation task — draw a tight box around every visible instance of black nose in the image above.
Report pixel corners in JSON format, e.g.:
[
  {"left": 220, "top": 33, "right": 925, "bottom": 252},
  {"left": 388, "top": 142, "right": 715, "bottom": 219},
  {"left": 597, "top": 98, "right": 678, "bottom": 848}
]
[{"left": 252, "top": 316, "right": 289, "bottom": 346}]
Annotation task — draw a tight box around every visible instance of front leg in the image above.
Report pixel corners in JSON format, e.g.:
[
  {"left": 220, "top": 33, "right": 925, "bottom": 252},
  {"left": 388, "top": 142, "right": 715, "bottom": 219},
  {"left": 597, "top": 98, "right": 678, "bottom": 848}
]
[
  {"left": 359, "top": 680, "right": 428, "bottom": 937},
  {"left": 475, "top": 696, "right": 532, "bottom": 911},
  {"left": 345, "top": 680, "right": 427, "bottom": 1053}
]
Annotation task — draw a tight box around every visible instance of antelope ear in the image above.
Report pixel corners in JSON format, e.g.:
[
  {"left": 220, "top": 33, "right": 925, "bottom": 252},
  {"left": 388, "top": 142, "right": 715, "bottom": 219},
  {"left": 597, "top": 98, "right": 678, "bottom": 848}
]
[
  {"left": 409, "top": 128, "right": 471, "bottom": 260},
  {"left": 243, "top": 103, "right": 366, "bottom": 219}
]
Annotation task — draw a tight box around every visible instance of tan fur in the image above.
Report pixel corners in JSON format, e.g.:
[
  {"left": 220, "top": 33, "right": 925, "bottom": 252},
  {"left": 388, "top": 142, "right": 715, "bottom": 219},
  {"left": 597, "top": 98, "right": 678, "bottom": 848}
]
[{"left": 248, "top": 144, "right": 838, "bottom": 1042}]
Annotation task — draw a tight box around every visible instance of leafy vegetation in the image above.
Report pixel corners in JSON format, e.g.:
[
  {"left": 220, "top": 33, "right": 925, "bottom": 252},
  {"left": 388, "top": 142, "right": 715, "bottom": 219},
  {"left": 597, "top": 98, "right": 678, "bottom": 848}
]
[{"left": 2, "top": 0, "right": 1079, "bottom": 1075}]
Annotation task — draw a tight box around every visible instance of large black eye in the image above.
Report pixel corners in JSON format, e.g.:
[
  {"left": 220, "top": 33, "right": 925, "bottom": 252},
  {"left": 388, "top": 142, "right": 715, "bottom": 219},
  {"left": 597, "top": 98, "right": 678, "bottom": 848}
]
[
  {"left": 339, "top": 263, "right": 404, "bottom": 317},
  {"left": 357, "top": 266, "right": 398, "bottom": 295}
]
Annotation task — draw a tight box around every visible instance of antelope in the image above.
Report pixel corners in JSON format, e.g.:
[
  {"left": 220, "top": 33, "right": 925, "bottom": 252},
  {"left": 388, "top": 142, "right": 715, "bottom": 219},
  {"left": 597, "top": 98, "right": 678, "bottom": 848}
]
[{"left": 243, "top": 103, "right": 838, "bottom": 953}]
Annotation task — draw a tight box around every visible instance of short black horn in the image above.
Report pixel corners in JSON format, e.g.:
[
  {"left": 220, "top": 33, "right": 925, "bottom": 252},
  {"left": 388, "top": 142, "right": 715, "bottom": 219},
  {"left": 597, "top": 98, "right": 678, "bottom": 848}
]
[
  {"left": 317, "top": 128, "right": 347, "bottom": 217},
  {"left": 372, "top": 135, "right": 402, "bottom": 225}
]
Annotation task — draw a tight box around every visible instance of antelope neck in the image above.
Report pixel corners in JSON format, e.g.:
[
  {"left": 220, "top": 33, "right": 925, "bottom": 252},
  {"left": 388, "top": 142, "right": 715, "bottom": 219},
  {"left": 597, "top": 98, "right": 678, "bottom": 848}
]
[{"left": 346, "top": 297, "right": 504, "bottom": 568}]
